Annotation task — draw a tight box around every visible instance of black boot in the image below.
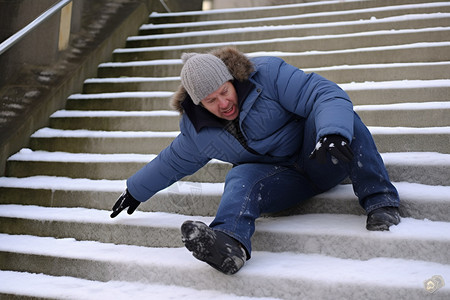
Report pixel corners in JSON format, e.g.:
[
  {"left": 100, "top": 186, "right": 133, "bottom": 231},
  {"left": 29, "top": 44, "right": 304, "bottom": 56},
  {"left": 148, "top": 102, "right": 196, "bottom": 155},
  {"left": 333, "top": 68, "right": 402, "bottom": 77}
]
[
  {"left": 181, "top": 220, "right": 246, "bottom": 275},
  {"left": 366, "top": 206, "right": 401, "bottom": 231}
]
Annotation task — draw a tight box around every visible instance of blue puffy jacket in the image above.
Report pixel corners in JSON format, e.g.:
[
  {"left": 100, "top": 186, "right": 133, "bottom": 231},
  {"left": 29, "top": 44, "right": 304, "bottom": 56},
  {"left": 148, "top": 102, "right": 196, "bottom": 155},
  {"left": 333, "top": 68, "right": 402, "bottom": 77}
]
[{"left": 127, "top": 47, "right": 354, "bottom": 201}]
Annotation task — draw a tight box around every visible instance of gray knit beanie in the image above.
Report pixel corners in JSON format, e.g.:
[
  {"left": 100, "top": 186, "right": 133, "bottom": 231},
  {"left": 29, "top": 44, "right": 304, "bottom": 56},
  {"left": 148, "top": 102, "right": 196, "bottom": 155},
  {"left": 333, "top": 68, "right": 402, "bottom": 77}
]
[{"left": 180, "top": 52, "right": 233, "bottom": 105}]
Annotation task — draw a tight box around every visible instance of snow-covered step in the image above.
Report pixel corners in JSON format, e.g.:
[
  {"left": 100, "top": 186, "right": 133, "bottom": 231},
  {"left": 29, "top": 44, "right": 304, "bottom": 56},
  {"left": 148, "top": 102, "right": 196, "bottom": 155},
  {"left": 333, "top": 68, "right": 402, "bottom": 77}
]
[
  {"left": 66, "top": 91, "right": 174, "bottom": 111},
  {"left": 134, "top": 13, "right": 450, "bottom": 47},
  {"left": 26, "top": 125, "right": 450, "bottom": 155},
  {"left": 370, "top": 126, "right": 450, "bottom": 154},
  {"left": 305, "top": 62, "right": 450, "bottom": 86},
  {"left": 343, "top": 79, "right": 450, "bottom": 105},
  {"left": 49, "top": 102, "right": 450, "bottom": 131},
  {"left": 141, "top": 2, "right": 450, "bottom": 34},
  {"left": 97, "top": 43, "right": 450, "bottom": 77},
  {"left": 5, "top": 150, "right": 230, "bottom": 182},
  {"left": 78, "top": 80, "right": 450, "bottom": 110},
  {"left": 49, "top": 110, "right": 181, "bottom": 131},
  {"left": 2, "top": 234, "right": 449, "bottom": 300},
  {"left": 355, "top": 102, "right": 450, "bottom": 127},
  {"left": 147, "top": 0, "right": 429, "bottom": 24},
  {"left": 114, "top": 27, "right": 450, "bottom": 61},
  {"left": 27, "top": 128, "right": 177, "bottom": 154},
  {"left": 0, "top": 206, "right": 449, "bottom": 265},
  {"left": 0, "top": 270, "right": 271, "bottom": 300},
  {"left": 6, "top": 150, "right": 450, "bottom": 185},
  {"left": 1, "top": 177, "right": 449, "bottom": 222},
  {"left": 82, "top": 77, "right": 179, "bottom": 94}
]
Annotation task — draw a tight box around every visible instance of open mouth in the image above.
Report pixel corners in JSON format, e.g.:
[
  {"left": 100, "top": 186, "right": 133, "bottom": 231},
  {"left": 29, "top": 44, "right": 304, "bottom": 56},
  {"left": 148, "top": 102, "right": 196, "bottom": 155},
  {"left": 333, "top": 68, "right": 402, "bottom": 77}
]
[{"left": 222, "top": 105, "right": 235, "bottom": 116}]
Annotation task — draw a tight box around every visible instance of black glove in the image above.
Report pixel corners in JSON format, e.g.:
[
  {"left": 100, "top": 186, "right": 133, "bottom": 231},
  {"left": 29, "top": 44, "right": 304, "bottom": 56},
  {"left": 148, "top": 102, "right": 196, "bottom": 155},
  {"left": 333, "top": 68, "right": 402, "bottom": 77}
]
[
  {"left": 309, "top": 134, "right": 354, "bottom": 164},
  {"left": 110, "top": 189, "right": 141, "bottom": 218}
]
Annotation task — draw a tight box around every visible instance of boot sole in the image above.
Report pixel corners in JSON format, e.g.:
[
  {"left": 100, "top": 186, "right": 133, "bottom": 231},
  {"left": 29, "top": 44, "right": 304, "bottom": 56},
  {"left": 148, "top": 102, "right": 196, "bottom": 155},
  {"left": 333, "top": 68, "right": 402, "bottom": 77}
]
[{"left": 181, "top": 220, "right": 245, "bottom": 275}]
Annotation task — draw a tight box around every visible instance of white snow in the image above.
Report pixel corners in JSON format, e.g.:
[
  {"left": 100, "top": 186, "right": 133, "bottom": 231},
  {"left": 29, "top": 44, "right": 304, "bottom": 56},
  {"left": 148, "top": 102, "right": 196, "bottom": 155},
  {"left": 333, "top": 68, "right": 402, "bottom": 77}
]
[
  {"left": 0, "top": 270, "right": 275, "bottom": 300},
  {"left": 68, "top": 91, "right": 174, "bottom": 99},
  {"left": 84, "top": 76, "right": 179, "bottom": 83},
  {"left": 30, "top": 128, "right": 180, "bottom": 138},
  {"left": 50, "top": 110, "right": 179, "bottom": 118},
  {"left": 133, "top": 13, "right": 450, "bottom": 40},
  {"left": 339, "top": 79, "right": 450, "bottom": 90},
  {"left": 116, "top": 27, "right": 450, "bottom": 53},
  {"left": 142, "top": 2, "right": 450, "bottom": 29}
]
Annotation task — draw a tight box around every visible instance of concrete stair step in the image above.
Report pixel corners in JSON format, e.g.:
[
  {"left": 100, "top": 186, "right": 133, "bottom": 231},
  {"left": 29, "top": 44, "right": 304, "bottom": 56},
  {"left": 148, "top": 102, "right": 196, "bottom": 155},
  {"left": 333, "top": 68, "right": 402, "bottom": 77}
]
[
  {"left": 1, "top": 234, "right": 449, "bottom": 299},
  {"left": 0, "top": 206, "right": 449, "bottom": 265},
  {"left": 146, "top": 0, "right": 442, "bottom": 24},
  {"left": 0, "top": 270, "right": 265, "bottom": 300},
  {"left": 6, "top": 150, "right": 450, "bottom": 185},
  {"left": 49, "top": 102, "right": 450, "bottom": 131},
  {"left": 82, "top": 65, "right": 450, "bottom": 98},
  {"left": 354, "top": 102, "right": 450, "bottom": 127},
  {"left": 49, "top": 110, "right": 181, "bottom": 131},
  {"left": 114, "top": 27, "right": 450, "bottom": 61},
  {"left": 26, "top": 124, "right": 450, "bottom": 155},
  {"left": 140, "top": 2, "right": 450, "bottom": 34},
  {"left": 134, "top": 13, "right": 450, "bottom": 47},
  {"left": 66, "top": 91, "right": 174, "bottom": 111},
  {"left": 0, "top": 177, "right": 448, "bottom": 221},
  {"left": 97, "top": 43, "right": 450, "bottom": 77},
  {"left": 305, "top": 62, "right": 450, "bottom": 85},
  {"left": 82, "top": 77, "right": 179, "bottom": 94}
]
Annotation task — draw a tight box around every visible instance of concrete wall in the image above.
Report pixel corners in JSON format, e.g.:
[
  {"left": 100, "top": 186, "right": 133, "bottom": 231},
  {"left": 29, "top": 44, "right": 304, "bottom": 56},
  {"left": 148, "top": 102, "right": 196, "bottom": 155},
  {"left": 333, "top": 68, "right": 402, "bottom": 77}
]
[{"left": 0, "top": 0, "right": 202, "bottom": 176}]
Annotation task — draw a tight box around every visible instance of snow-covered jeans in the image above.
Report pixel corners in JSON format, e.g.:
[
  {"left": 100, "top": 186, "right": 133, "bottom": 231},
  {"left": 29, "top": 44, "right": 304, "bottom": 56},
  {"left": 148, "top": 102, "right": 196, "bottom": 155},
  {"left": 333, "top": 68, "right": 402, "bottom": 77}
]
[{"left": 210, "top": 113, "right": 400, "bottom": 257}]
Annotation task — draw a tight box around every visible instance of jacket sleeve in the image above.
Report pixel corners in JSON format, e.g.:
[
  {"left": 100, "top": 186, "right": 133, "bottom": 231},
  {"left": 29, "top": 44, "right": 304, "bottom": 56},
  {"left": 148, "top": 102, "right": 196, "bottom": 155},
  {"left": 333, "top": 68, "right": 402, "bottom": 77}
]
[
  {"left": 126, "top": 118, "right": 210, "bottom": 202},
  {"left": 264, "top": 57, "right": 354, "bottom": 143}
]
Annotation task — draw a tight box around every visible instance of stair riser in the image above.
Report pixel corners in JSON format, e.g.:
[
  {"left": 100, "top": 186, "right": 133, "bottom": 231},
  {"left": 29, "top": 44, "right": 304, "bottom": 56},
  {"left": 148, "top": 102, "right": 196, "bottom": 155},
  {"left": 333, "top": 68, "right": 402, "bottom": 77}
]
[
  {"left": 48, "top": 109, "right": 450, "bottom": 131},
  {"left": 65, "top": 97, "right": 173, "bottom": 111},
  {"left": 98, "top": 46, "right": 450, "bottom": 77},
  {"left": 6, "top": 160, "right": 450, "bottom": 185},
  {"left": 0, "top": 216, "right": 448, "bottom": 265},
  {"left": 356, "top": 109, "right": 450, "bottom": 127},
  {"left": 142, "top": 5, "right": 450, "bottom": 34},
  {"left": 346, "top": 86, "right": 450, "bottom": 105},
  {"left": 28, "top": 136, "right": 174, "bottom": 154},
  {"left": 373, "top": 133, "right": 450, "bottom": 154},
  {"left": 1, "top": 186, "right": 448, "bottom": 222},
  {"left": 135, "top": 17, "right": 450, "bottom": 47},
  {"left": 117, "top": 30, "right": 450, "bottom": 60},
  {"left": 5, "top": 161, "right": 230, "bottom": 182},
  {"left": 82, "top": 81, "right": 179, "bottom": 94},
  {"left": 49, "top": 116, "right": 181, "bottom": 131}
]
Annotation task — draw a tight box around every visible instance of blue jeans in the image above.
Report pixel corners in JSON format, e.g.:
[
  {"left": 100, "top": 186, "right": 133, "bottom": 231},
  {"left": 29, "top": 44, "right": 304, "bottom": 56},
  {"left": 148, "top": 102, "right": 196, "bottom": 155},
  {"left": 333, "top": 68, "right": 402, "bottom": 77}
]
[{"left": 210, "top": 113, "right": 399, "bottom": 257}]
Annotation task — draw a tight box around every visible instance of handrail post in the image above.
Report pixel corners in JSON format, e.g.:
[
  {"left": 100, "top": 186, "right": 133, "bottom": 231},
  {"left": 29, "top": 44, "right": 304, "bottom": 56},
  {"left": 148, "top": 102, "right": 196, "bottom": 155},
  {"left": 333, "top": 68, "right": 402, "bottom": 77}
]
[{"left": 0, "top": 0, "right": 72, "bottom": 56}]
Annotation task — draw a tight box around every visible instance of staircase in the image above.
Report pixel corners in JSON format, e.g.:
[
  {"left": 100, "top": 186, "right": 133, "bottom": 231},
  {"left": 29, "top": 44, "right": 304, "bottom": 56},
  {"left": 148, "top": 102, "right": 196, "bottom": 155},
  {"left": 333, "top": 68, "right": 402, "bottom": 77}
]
[{"left": 1, "top": 0, "right": 450, "bottom": 298}]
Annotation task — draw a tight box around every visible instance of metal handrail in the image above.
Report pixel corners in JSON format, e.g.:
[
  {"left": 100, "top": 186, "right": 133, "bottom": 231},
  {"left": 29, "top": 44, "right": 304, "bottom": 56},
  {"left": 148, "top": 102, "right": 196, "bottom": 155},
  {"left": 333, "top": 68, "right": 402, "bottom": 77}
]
[{"left": 0, "top": 0, "right": 72, "bottom": 56}]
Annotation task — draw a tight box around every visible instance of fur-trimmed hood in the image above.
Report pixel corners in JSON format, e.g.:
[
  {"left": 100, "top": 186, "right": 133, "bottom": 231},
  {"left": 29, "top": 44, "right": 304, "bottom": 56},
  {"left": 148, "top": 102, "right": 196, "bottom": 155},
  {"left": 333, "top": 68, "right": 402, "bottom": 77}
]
[{"left": 170, "top": 47, "right": 254, "bottom": 114}]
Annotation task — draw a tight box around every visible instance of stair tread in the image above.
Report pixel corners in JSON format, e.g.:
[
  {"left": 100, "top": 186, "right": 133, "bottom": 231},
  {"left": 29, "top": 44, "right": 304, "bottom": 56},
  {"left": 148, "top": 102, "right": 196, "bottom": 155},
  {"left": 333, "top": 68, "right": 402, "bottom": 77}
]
[
  {"left": 0, "top": 233, "right": 449, "bottom": 291},
  {"left": 1, "top": 204, "right": 449, "bottom": 242},
  {"left": 1, "top": 176, "right": 449, "bottom": 204},
  {"left": 7, "top": 149, "right": 450, "bottom": 164},
  {"left": 141, "top": 2, "right": 450, "bottom": 29},
  {"left": 0, "top": 270, "right": 268, "bottom": 300},
  {"left": 133, "top": 12, "right": 450, "bottom": 41}
]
